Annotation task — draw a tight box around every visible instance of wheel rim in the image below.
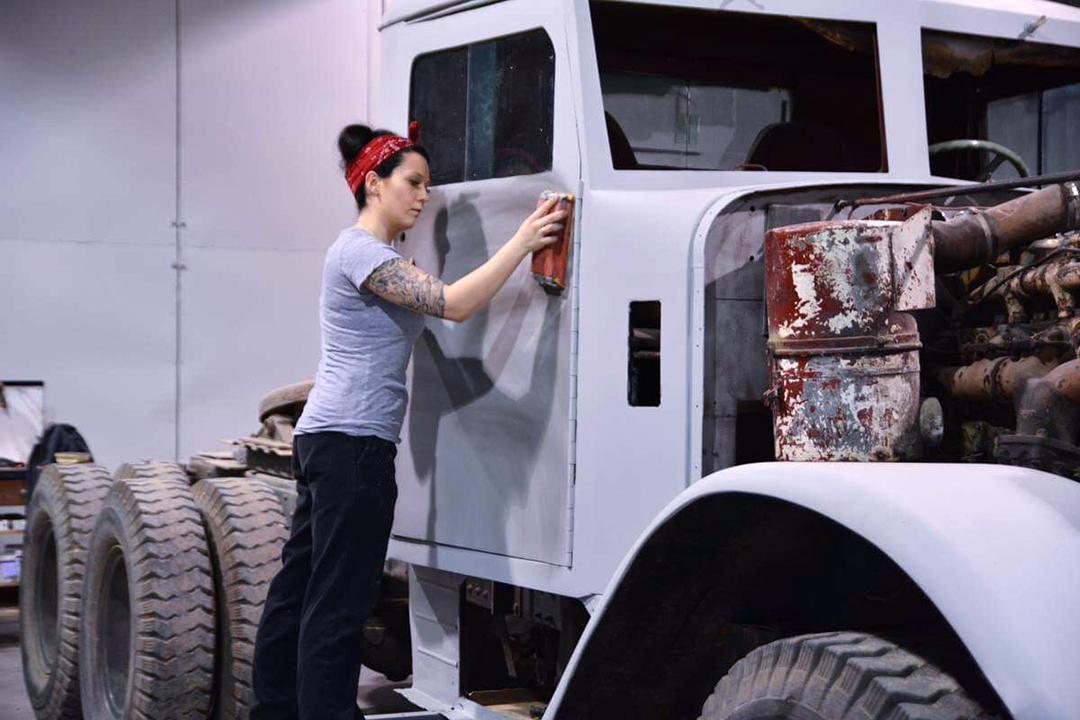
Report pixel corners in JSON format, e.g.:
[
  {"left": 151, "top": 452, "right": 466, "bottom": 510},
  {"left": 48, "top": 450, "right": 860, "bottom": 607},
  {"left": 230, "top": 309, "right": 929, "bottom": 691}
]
[
  {"left": 34, "top": 521, "right": 59, "bottom": 668},
  {"left": 98, "top": 546, "right": 131, "bottom": 715}
]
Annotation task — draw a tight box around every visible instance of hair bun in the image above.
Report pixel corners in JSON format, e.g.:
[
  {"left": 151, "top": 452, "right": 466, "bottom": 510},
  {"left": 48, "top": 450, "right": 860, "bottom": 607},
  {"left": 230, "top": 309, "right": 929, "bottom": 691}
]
[
  {"left": 338, "top": 124, "right": 397, "bottom": 167},
  {"left": 338, "top": 124, "right": 374, "bottom": 166}
]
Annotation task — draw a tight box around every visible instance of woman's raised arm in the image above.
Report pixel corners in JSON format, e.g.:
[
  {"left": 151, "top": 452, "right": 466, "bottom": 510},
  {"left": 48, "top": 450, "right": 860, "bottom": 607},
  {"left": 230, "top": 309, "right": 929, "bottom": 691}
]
[{"left": 364, "top": 197, "right": 566, "bottom": 322}]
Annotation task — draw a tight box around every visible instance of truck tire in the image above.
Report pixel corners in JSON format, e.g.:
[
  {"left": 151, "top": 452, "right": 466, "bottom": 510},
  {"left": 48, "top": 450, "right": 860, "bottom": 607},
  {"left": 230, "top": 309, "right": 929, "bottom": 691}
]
[
  {"left": 698, "top": 632, "right": 989, "bottom": 720},
  {"left": 79, "top": 476, "right": 215, "bottom": 719},
  {"left": 247, "top": 472, "right": 299, "bottom": 519},
  {"left": 20, "top": 463, "right": 113, "bottom": 720},
  {"left": 257, "top": 380, "right": 313, "bottom": 423},
  {"left": 114, "top": 460, "right": 190, "bottom": 486},
  {"left": 192, "top": 478, "right": 288, "bottom": 719}
]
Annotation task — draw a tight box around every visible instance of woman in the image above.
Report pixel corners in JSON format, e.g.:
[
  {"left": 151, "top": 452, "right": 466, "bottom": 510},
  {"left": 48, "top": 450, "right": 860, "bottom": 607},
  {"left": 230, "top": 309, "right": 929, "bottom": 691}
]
[{"left": 250, "top": 124, "right": 566, "bottom": 720}]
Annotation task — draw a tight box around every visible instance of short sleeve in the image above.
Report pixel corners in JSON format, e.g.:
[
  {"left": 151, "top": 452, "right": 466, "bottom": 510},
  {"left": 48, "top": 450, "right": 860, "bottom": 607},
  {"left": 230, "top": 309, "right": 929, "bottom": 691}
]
[{"left": 339, "top": 235, "right": 403, "bottom": 291}]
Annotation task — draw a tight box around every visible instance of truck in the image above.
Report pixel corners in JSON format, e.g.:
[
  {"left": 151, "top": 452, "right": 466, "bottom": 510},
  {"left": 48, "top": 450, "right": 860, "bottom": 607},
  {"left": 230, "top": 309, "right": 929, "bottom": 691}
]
[{"left": 18, "top": 0, "right": 1080, "bottom": 718}]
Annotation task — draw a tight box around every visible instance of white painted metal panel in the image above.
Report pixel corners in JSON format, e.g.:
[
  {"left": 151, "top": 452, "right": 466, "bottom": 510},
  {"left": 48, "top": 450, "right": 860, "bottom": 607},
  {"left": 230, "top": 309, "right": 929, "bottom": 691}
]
[
  {"left": 568, "top": 186, "right": 716, "bottom": 587},
  {"left": 378, "top": 0, "right": 1080, "bottom": 600},
  {"left": 0, "top": 1, "right": 176, "bottom": 245},
  {"left": 176, "top": 246, "right": 323, "bottom": 460},
  {"left": 408, "top": 566, "right": 464, "bottom": 705},
  {"left": 0, "top": 241, "right": 177, "bottom": 470},
  {"left": 179, "top": 0, "right": 368, "bottom": 252},
  {"left": 394, "top": 176, "right": 575, "bottom": 566},
  {"left": 382, "top": 0, "right": 578, "bottom": 568}
]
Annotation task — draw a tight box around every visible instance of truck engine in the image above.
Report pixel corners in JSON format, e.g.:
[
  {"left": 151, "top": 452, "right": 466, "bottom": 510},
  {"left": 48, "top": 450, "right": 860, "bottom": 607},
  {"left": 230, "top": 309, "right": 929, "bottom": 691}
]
[{"left": 762, "top": 180, "right": 1080, "bottom": 478}]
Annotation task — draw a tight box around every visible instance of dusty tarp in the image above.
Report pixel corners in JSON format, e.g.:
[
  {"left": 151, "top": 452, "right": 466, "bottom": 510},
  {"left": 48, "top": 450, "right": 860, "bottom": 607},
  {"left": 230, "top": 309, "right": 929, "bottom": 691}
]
[
  {"left": 796, "top": 18, "right": 876, "bottom": 57},
  {"left": 922, "top": 29, "right": 1080, "bottom": 79},
  {"left": 797, "top": 19, "right": 1080, "bottom": 78}
]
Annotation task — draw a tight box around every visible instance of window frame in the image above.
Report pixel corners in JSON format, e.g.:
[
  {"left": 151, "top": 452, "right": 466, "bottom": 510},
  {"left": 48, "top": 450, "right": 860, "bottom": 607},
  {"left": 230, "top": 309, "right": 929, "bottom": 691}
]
[
  {"left": 588, "top": 2, "right": 888, "bottom": 176},
  {"left": 919, "top": 26, "right": 1080, "bottom": 182},
  {"left": 407, "top": 27, "right": 558, "bottom": 187}
]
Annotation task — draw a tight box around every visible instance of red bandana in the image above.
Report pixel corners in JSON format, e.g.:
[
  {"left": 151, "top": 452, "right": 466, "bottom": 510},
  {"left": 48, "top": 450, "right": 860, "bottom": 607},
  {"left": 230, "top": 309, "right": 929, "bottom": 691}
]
[{"left": 345, "top": 123, "right": 421, "bottom": 195}]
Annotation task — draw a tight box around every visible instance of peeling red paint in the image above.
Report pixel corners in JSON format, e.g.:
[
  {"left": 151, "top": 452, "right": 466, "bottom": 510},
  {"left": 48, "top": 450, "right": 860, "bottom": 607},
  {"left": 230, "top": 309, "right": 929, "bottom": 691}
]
[{"left": 765, "top": 212, "right": 935, "bottom": 461}]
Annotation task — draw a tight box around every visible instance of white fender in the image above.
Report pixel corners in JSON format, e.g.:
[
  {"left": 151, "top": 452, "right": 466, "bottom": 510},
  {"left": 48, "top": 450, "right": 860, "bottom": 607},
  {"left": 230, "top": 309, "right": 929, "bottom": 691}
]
[{"left": 549, "top": 462, "right": 1080, "bottom": 720}]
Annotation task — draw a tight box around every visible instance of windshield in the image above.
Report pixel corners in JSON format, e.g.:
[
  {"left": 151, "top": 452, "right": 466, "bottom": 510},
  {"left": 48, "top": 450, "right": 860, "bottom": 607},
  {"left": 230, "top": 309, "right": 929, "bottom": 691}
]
[
  {"left": 590, "top": 2, "right": 884, "bottom": 172},
  {"left": 923, "top": 29, "right": 1080, "bottom": 182}
]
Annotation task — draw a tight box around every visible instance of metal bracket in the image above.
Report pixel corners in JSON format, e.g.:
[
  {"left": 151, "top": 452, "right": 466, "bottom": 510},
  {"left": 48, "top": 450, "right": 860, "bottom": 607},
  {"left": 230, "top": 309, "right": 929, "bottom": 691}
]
[
  {"left": 464, "top": 577, "right": 494, "bottom": 612},
  {"left": 1019, "top": 14, "right": 1047, "bottom": 41},
  {"left": 891, "top": 207, "right": 936, "bottom": 311}
]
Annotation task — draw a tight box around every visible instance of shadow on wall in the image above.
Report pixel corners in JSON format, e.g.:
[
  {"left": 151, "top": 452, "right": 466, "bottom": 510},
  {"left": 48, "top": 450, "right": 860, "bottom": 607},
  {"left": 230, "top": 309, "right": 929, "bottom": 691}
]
[{"left": 406, "top": 194, "right": 563, "bottom": 560}]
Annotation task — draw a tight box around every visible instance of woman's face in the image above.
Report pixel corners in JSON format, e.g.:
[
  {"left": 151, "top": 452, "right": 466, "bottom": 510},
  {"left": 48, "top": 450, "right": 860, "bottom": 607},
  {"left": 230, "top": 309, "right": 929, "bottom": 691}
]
[{"left": 372, "top": 151, "right": 431, "bottom": 232}]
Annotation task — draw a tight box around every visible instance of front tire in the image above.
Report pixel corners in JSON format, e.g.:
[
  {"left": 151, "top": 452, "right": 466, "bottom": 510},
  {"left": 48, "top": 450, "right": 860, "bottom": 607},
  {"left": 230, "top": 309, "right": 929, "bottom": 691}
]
[{"left": 698, "top": 632, "right": 989, "bottom": 720}]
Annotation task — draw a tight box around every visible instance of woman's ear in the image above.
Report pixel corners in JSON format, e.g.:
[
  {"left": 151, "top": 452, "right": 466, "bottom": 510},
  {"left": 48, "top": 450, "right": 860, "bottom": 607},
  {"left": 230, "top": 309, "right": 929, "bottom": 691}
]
[{"left": 365, "top": 170, "right": 380, "bottom": 199}]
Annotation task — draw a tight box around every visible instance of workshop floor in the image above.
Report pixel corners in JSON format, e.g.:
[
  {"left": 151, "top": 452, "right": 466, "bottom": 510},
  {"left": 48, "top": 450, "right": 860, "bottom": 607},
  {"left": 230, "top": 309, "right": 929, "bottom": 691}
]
[
  {"left": 0, "top": 636, "right": 32, "bottom": 720},
  {"left": 0, "top": 632, "right": 417, "bottom": 719}
]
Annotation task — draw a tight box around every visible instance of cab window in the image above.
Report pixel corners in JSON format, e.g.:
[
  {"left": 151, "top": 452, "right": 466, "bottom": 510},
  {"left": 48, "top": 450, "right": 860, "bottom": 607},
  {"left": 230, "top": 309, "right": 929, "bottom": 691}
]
[
  {"left": 590, "top": 2, "right": 885, "bottom": 172},
  {"left": 923, "top": 29, "right": 1080, "bottom": 181},
  {"left": 409, "top": 29, "right": 555, "bottom": 186}
]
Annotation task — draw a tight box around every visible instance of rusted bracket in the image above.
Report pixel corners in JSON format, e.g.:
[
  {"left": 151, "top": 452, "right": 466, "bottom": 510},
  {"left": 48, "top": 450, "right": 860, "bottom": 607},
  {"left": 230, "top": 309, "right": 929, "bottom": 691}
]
[
  {"left": 837, "top": 171, "right": 1080, "bottom": 210},
  {"left": 1018, "top": 14, "right": 1047, "bottom": 41}
]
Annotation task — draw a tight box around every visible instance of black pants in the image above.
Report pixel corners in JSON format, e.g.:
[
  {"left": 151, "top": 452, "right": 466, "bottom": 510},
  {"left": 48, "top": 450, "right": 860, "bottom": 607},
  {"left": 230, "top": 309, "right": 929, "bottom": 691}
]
[{"left": 251, "top": 432, "right": 398, "bottom": 720}]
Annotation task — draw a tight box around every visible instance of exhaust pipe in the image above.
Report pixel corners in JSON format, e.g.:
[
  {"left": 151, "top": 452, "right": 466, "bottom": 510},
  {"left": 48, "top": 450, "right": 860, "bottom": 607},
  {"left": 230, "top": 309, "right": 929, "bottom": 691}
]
[
  {"left": 1015, "top": 359, "right": 1080, "bottom": 440},
  {"left": 936, "top": 356, "right": 1054, "bottom": 403},
  {"left": 933, "top": 182, "right": 1080, "bottom": 273}
]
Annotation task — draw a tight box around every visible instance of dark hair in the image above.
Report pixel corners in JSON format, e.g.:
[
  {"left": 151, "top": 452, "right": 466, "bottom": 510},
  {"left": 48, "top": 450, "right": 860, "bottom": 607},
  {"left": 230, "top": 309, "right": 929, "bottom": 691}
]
[{"left": 338, "top": 123, "right": 431, "bottom": 211}]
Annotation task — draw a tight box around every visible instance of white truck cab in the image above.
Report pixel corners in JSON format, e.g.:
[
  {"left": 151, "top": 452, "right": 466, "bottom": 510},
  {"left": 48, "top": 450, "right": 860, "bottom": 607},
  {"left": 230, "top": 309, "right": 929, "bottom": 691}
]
[{"left": 370, "top": 2, "right": 1080, "bottom": 718}]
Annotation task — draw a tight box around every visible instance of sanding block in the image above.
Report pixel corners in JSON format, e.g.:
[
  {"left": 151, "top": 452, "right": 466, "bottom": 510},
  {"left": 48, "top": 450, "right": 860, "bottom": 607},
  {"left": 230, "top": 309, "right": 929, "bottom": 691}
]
[{"left": 530, "top": 190, "right": 575, "bottom": 295}]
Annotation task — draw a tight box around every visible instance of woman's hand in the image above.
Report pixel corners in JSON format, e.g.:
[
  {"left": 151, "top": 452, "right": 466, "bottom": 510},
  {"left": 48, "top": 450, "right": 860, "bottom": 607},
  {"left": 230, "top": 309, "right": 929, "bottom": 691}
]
[
  {"left": 510, "top": 196, "right": 568, "bottom": 256},
  {"left": 378, "top": 196, "right": 570, "bottom": 322}
]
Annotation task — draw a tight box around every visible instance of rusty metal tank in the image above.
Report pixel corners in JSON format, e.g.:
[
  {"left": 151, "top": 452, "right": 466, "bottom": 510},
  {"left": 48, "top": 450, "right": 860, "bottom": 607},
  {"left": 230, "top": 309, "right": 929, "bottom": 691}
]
[{"left": 764, "top": 209, "right": 936, "bottom": 461}]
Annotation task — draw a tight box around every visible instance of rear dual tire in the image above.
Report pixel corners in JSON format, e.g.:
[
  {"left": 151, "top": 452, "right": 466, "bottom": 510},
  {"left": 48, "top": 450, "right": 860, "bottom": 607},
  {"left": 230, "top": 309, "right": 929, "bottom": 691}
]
[
  {"left": 79, "top": 467, "right": 215, "bottom": 720},
  {"left": 113, "top": 461, "right": 190, "bottom": 486},
  {"left": 192, "top": 478, "right": 288, "bottom": 719},
  {"left": 20, "top": 463, "right": 113, "bottom": 720}
]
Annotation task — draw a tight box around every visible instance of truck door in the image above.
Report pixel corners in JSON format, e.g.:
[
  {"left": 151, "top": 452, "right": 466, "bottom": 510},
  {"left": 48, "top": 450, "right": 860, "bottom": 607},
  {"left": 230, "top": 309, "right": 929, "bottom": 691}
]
[{"left": 385, "top": 4, "right": 580, "bottom": 568}]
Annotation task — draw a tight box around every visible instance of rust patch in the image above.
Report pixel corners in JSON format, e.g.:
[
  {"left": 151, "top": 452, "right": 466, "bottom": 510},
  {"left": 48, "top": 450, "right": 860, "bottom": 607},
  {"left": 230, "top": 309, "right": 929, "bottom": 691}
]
[{"left": 765, "top": 215, "right": 933, "bottom": 462}]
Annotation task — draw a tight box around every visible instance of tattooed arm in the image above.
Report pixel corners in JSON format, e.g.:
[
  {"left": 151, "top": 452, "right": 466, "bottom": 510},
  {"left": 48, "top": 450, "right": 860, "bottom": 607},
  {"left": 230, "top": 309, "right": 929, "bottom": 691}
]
[
  {"left": 364, "top": 258, "right": 447, "bottom": 318},
  {"left": 365, "top": 198, "right": 568, "bottom": 322}
]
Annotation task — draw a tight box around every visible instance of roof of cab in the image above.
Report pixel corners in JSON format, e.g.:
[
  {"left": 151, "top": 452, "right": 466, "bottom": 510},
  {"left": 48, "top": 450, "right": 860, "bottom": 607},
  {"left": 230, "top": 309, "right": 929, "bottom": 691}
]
[
  {"left": 380, "top": 0, "right": 1080, "bottom": 29},
  {"left": 380, "top": 0, "right": 507, "bottom": 29}
]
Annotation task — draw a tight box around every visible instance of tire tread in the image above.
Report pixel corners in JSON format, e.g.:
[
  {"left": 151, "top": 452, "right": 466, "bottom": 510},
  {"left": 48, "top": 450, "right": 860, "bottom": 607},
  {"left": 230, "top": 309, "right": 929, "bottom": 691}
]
[
  {"left": 20, "top": 463, "right": 113, "bottom": 720},
  {"left": 193, "top": 477, "right": 288, "bottom": 719},
  {"left": 698, "top": 632, "right": 989, "bottom": 720},
  {"left": 81, "top": 469, "right": 214, "bottom": 719}
]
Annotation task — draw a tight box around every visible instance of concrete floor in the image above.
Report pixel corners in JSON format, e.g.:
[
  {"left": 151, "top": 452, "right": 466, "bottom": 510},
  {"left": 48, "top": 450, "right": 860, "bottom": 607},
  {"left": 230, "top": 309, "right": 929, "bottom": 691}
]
[
  {"left": 0, "top": 635, "right": 33, "bottom": 720},
  {"left": 0, "top": 630, "right": 417, "bottom": 719}
]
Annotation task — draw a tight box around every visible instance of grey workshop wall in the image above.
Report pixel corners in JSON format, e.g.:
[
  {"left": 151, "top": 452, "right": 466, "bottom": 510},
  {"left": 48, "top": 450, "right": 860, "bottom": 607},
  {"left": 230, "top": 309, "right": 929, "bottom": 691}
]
[
  {"left": 0, "top": 1, "right": 179, "bottom": 467},
  {"left": 0, "top": 0, "right": 371, "bottom": 468}
]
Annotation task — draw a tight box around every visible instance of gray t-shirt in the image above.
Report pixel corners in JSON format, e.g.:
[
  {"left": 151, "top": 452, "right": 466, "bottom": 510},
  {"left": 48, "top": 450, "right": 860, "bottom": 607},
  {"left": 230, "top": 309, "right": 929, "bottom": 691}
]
[{"left": 295, "top": 227, "right": 425, "bottom": 443}]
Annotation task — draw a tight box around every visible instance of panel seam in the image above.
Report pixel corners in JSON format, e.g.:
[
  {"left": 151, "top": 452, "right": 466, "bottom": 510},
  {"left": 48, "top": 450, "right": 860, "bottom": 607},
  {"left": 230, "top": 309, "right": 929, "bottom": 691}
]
[{"left": 173, "top": 0, "right": 183, "bottom": 461}]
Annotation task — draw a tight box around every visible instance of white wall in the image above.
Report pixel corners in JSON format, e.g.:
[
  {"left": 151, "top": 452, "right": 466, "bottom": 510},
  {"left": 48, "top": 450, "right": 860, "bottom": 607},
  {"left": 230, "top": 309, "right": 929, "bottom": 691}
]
[{"left": 1, "top": 0, "right": 377, "bottom": 469}]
